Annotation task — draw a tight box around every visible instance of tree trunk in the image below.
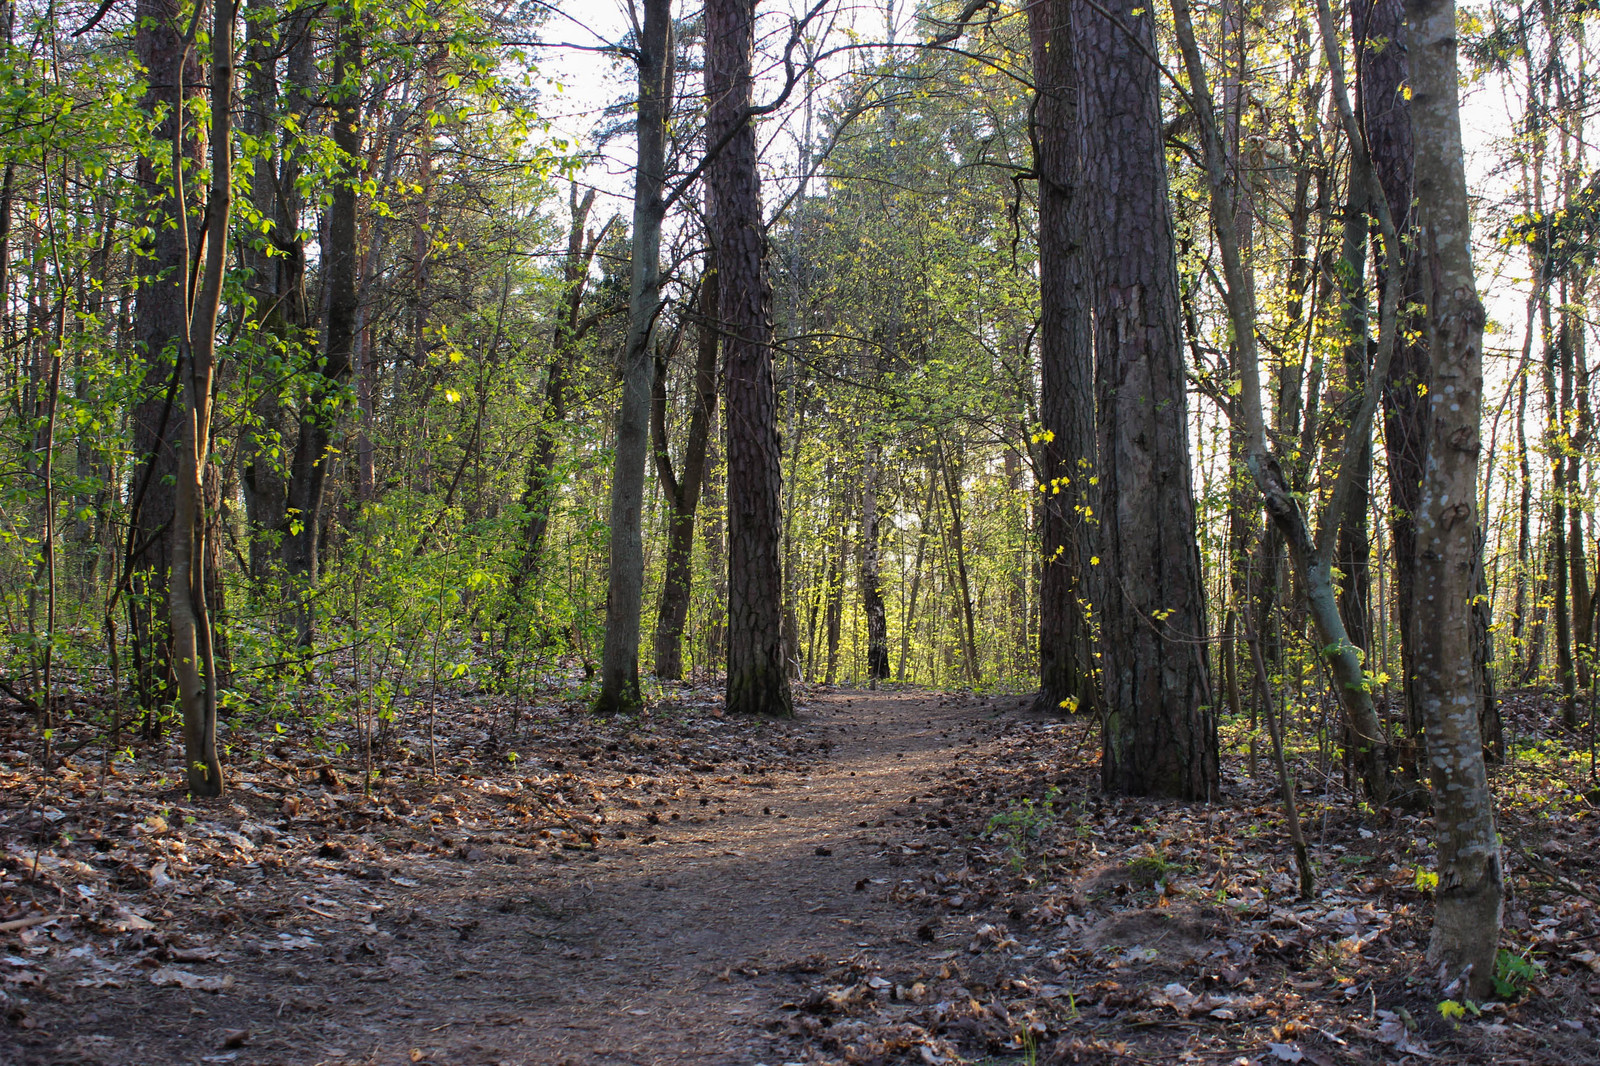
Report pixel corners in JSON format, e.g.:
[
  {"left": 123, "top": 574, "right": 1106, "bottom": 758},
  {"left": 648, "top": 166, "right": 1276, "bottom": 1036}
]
[
  {"left": 1359, "top": 0, "right": 1432, "bottom": 745},
  {"left": 1406, "top": 0, "right": 1504, "bottom": 999},
  {"left": 508, "top": 187, "right": 603, "bottom": 611},
  {"left": 897, "top": 466, "right": 936, "bottom": 682},
  {"left": 709, "top": 0, "right": 792, "bottom": 717},
  {"left": 1546, "top": 286, "right": 1577, "bottom": 725},
  {"left": 171, "top": 0, "right": 236, "bottom": 798},
  {"left": 239, "top": 0, "right": 310, "bottom": 581},
  {"left": 823, "top": 517, "right": 846, "bottom": 684},
  {"left": 1078, "top": 0, "right": 1215, "bottom": 800},
  {"left": 859, "top": 440, "right": 890, "bottom": 684},
  {"left": 937, "top": 444, "right": 980, "bottom": 685},
  {"left": 653, "top": 269, "right": 720, "bottom": 680},
  {"left": 596, "top": 0, "right": 672, "bottom": 714},
  {"left": 128, "top": 0, "right": 204, "bottom": 713},
  {"left": 283, "top": 14, "right": 362, "bottom": 637},
  {"left": 1335, "top": 178, "right": 1372, "bottom": 659},
  {"left": 1028, "top": 0, "right": 1097, "bottom": 716}
]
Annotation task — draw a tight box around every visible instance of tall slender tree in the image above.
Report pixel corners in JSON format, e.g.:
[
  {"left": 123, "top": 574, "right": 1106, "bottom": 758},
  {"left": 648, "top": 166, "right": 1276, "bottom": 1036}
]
[
  {"left": 127, "top": 0, "right": 204, "bottom": 713},
  {"left": 170, "top": 0, "right": 237, "bottom": 797},
  {"left": 652, "top": 266, "right": 720, "bottom": 680},
  {"left": 1405, "top": 0, "right": 1503, "bottom": 998},
  {"left": 709, "top": 0, "right": 792, "bottom": 716},
  {"left": 283, "top": 9, "right": 363, "bottom": 640},
  {"left": 596, "top": 0, "right": 672, "bottom": 714},
  {"left": 1027, "top": 0, "right": 1096, "bottom": 718}
]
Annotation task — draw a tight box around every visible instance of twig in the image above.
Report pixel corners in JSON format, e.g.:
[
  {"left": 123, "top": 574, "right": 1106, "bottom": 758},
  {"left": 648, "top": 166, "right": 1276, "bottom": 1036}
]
[{"left": 0, "top": 913, "right": 62, "bottom": 934}]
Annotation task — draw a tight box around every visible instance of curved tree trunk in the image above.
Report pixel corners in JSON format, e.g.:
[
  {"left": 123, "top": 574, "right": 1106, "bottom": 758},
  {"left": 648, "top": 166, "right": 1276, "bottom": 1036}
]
[{"left": 171, "top": 0, "right": 236, "bottom": 798}]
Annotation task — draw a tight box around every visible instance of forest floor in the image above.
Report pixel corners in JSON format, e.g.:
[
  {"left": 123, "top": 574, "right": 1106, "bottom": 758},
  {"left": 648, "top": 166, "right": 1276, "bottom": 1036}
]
[{"left": 2, "top": 683, "right": 1599, "bottom": 1065}]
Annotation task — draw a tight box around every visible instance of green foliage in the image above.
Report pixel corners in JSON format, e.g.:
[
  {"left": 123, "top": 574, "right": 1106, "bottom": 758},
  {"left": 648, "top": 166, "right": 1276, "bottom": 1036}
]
[{"left": 1492, "top": 948, "right": 1543, "bottom": 1001}]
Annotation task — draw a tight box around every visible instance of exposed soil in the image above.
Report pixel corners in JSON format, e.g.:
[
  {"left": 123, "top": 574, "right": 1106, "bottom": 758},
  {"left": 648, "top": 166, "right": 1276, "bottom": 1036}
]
[
  {"left": 3, "top": 690, "right": 1041, "bottom": 1065},
  {"left": 5, "top": 687, "right": 1599, "bottom": 1066}
]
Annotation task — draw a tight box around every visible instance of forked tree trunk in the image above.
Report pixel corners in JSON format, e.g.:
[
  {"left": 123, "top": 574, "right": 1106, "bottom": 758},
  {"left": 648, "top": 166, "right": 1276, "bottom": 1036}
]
[
  {"left": 652, "top": 269, "right": 720, "bottom": 680},
  {"left": 1405, "top": 0, "right": 1504, "bottom": 999},
  {"left": 1080, "top": 0, "right": 1215, "bottom": 800},
  {"left": 709, "top": 0, "right": 792, "bottom": 716},
  {"left": 1177, "top": 0, "right": 1396, "bottom": 803}
]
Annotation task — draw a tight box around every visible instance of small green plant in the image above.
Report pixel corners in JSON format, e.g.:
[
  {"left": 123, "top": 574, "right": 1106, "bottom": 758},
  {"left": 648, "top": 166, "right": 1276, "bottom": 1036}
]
[
  {"left": 986, "top": 787, "right": 1061, "bottom": 871},
  {"left": 1413, "top": 868, "right": 1439, "bottom": 893},
  {"left": 1438, "top": 998, "right": 1480, "bottom": 1026},
  {"left": 1493, "top": 948, "right": 1542, "bottom": 1000}
]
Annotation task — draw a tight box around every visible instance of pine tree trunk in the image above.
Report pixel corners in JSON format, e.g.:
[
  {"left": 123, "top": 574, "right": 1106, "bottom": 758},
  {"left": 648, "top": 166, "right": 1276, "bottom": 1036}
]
[
  {"left": 1078, "top": 0, "right": 1215, "bottom": 800},
  {"left": 1359, "top": 0, "right": 1435, "bottom": 748},
  {"left": 1028, "top": 0, "right": 1096, "bottom": 716},
  {"left": 709, "top": 0, "right": 792, "bottom": 717}
]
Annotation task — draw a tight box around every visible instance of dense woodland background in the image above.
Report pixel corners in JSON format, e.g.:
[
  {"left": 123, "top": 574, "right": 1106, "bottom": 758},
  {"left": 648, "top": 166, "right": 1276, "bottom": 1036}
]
[{"left": 0, "top": 0, "right": 1591, "bottom": 1005}]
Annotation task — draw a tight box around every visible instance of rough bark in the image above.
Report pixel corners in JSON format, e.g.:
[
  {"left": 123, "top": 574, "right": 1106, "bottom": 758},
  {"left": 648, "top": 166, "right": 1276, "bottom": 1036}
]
[
  {"left": 1406, "top": 0, "right": 1504, "bottom": 999},
  {"left": 1358, "top": 0, "right": 1433, "bottom": 745},
  {"left": 709, "top": 0, "right": 792, "bottom": 717},
  {"left": 596, "top": 0, "right": 672, "bottom": 715},
  {"left": 1028, "top": 0, "right": 1097, "bottom": 717},
  {"left": 1078, "top": 0, "right": 1214, "bottom": 800}
]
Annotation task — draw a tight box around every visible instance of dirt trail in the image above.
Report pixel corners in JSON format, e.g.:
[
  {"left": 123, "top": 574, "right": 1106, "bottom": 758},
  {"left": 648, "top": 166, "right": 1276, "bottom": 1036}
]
[{"left": 15, "top": 690, "right": 1034, "bottom": 1066}]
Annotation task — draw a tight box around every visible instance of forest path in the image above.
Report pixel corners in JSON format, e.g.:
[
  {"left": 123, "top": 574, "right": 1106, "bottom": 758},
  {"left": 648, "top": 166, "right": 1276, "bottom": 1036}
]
[
  {"left": 20, "top": 688, "right": 1044, "bottom": 1066},
  {"left": 391, "top": 689, "right": 1022, "bottom": 1066}
]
